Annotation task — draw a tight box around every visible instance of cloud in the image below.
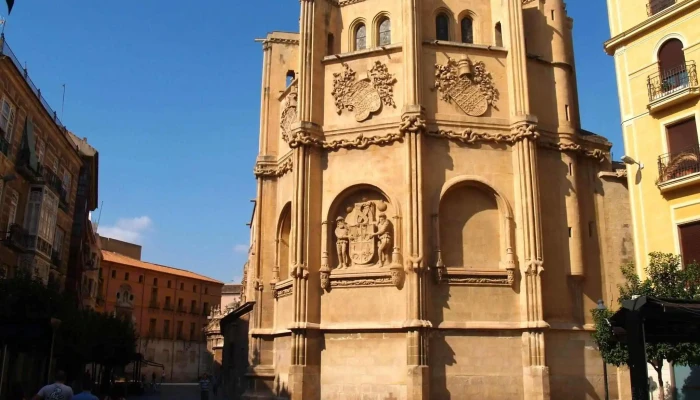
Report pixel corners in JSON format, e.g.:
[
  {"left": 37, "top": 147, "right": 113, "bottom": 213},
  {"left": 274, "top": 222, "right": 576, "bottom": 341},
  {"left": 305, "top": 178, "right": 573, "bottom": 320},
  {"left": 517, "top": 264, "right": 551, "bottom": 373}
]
[
  {"left": 98, "top": 216, "right": 153, "bottom": 244},
  {"left": 233, "top": 244, "right": 249, "bottom": 254}
]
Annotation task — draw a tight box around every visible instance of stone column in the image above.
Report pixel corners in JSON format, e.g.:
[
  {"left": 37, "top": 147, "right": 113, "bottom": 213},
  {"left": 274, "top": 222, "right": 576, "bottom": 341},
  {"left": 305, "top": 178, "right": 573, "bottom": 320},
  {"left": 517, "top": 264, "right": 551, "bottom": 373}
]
[{"left": 562, "top": 150, "right": 585, "bottom": 325}]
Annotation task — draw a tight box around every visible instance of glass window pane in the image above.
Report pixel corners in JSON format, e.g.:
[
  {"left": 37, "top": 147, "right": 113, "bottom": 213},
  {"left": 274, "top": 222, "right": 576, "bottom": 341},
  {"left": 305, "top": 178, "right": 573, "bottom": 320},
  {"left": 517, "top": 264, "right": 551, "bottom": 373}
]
[
  {"left": 379, "top": 19, "right": 391, "bottom": 46},
  {"left": 436, "top": 14, "right": 449, "bottom": 41},
  {"left": 355, "top": 24, "right": 366, "bottom": 50},
  {"left": 461, "top": 18, "right": 473, "bottom": 44}
]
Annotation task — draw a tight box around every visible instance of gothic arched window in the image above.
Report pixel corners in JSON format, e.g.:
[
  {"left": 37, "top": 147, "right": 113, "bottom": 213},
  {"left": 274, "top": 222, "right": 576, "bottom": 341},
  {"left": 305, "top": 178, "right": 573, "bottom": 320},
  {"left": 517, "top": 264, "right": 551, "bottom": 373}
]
[
  {"left": 461, "top": 17, "right": 474, "bottom": 44},
  {"left": 495, "top": 22, "right": 503, "bottom": 47},
  {"left": 355, "top": 24, "right": 367, "bottom": 51},
  {"left": 378, "top": 18, "right": 391, "bottom": 46},
  {"left": 436, "top": 13, "right": 449, "bottom": 41}
]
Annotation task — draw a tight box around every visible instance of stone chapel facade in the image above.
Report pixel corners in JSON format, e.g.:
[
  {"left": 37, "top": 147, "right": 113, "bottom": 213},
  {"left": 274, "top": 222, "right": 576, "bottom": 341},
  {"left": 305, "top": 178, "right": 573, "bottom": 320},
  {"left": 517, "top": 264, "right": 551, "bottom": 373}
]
[{"left": 241, "top": 0, "right": 633, "bottom": 399}]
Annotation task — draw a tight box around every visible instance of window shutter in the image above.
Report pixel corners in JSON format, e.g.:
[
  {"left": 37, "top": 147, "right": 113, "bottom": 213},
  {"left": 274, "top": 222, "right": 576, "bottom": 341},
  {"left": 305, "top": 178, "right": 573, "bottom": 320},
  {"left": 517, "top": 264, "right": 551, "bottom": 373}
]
[
  {"left": 679, "top": 221, "right": 700, "bottom": 266},
  {"left": 658, "top": 39, "right": 686, "bottom": 74},
  {"left": 667, "top": 118, "right": 699, "bottom": 154},
  {"left": 6, "top": 106, "right": 15, "bottom": 142}
]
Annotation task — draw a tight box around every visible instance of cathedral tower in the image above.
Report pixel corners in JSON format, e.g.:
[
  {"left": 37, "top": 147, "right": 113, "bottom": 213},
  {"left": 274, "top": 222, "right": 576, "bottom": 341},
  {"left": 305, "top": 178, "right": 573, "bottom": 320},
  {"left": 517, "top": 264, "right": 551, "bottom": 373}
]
[{"left": 238, "top": 0, "right": 631, "bottom": 398}]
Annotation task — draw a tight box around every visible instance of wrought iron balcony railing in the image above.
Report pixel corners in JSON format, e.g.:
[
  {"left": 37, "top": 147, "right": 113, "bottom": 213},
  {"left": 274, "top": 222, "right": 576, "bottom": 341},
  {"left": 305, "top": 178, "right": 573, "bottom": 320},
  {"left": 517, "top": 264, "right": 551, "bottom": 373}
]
[
  {"left": 647, "top": 0, "right": 679, "bottom": 16},
  {"left": 149, "top": 300, "right": 161, "bottom": 309},
  {"left": 0, "top": 134, "right": 10, "bottom": 158},
  {"left": 658, "top": 145, "right": 700, "bottom": 183},
  {"left": 648, "top": 62, "right": 698, "bottom": 102},
  {"left": 163, "top": 303, "right": 174, "bottom": 311},
  {"left": 4, "top": 223, "right": 31, "bottom": 251}
]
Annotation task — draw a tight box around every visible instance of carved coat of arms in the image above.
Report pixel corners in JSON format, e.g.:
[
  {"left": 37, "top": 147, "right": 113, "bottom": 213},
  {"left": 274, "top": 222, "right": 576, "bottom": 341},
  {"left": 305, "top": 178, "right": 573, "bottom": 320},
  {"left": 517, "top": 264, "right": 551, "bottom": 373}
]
[
  {"left": 331, "top": 61, "right": 396, "bottom": 122},
  {"left": 434, "top": 57, "right": 499, "bottom": 117},
  {"left": 334, "top": 200, "right": 393, "bottom": 269}
]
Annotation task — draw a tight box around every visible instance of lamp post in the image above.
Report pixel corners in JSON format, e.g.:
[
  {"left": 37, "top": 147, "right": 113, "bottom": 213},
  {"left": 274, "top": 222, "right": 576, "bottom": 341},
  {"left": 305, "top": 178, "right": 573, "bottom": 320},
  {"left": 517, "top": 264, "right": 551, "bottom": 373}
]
[
  {"left": 47, "top": 317, "right": 61, "bottom": 384},
  {"left": 597, "top": 299, "right": 610, "bottom": 400}
]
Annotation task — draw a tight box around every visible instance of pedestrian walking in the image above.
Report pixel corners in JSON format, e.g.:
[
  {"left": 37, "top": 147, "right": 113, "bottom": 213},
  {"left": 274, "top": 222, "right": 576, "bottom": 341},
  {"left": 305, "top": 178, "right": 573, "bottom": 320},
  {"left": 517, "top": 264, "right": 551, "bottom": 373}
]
[
  {"left": 32, "top": 370, "right": 74, "bottom": 400},
  {"left": 71, "top": 377, "right": 98, "bottom": 400},
  {"left": 199, "top": 373, "right": 211, "bottom": 400}
]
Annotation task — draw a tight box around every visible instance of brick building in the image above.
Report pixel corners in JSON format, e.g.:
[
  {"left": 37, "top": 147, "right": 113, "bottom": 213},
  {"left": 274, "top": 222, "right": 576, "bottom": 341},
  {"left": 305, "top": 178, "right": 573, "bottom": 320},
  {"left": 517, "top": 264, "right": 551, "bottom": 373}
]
[
  {"left": 98, "top": 235, "right": 223, "bottom": 382},
  {"left": 0, "top": 35, "right": 85, "bottom": 289}
]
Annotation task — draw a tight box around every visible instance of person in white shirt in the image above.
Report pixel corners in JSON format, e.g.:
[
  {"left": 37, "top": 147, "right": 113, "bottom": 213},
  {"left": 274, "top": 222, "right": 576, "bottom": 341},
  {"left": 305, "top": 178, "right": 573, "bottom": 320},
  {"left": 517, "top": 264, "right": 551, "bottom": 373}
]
[{"left": 33, "top": 370, "right": 74, "bottom": 400}]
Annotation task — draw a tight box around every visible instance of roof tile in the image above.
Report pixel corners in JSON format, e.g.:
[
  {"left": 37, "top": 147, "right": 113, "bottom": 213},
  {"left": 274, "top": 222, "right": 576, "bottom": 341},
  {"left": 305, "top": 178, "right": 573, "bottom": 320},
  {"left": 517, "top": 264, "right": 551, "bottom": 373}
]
[{"left": 102, "top": 250, "right": 223, "bottom": 285}]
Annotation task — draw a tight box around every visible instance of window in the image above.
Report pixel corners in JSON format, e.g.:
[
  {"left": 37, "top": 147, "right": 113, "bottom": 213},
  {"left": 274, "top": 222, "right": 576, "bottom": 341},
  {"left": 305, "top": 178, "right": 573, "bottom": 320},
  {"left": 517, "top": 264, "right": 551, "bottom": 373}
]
[
  {"left": 151, "top": 287, "right": 158, "bottom": 301},
  {"left": 191, "top": 299, "right": 197, "bottom": 312},
  {"left": 327, "top": 33, "right": 334, "bottom": 55},
  {"left": 139, "top": 275, "right": 144, "bottom": 283},
  {"left": 163, "top": 320, "right": 171, "bottom": 338},
  {"left": 203, "top": 302, "right": 210, "bottom": 316},
  {"left": 378, "top": 18, "right": 391, "bottom": 46},
  {"left": 111, "top": 269, "right": 116, "bottom": 278},
  {"left": 149, "top": 318, "right": 157, "bottom": 335},
  {"left": 354, "top": 23, "right": 366, "bottom": 51},
  {"left": 53, "top": 227, "right": 64, "bottom": 255},
  {"left": 193, "top": 285, "right": 197, "bottom": 293},
  {"left": 190, "top": 322, "right": 196, "bottom": 340},
  {"left": 204, "top": 286, "right": 208, "bottom": 295},
  {"left": 25, "top": 187, "right": 58, "bottom": 255},
  {"left": 461, "top": 17, "right": 473, "bottom": 44},
  {"left": 178, "top": 298, "right": 184, "bottom": 311},
  {"left": 495, "top": 22, "right": 503, "bottom": 47},
  {"left": 285, "top": 70, "right": 295, "bottom": 87},
  {"left": 165, "top": 296, "right": 171, "bottom": 308},
  {"left": 436, "top": 13, "right": 450, "bottom": 41},
  {"left": 180, "top": 282, "right": 184, "bottom": 290},
  {"left": 51, "top": 156, "right": 58, "bottom": 174},
  {"left": 125, "top": 272, "right": 129, "bottom": 281},
  {"left": 176, "top": 321, "right": 183, "bottom": 338},
  {"left": 667, "top": 118, "right": 698, "bottom": 155},
  {"left": 6, "top": 188, "right": 18, "bottom": 233},
  {"left": 680, "top": 221, "right": 700, "bottom": 265},
  {"left": 62, "top": 167, "right": 71, "bottom": 198},
  {"left": 35, "top": 137, "right": 45, "bottom": 164},
  {"left": 167, "top": 280, "right": 172, "bottom": 288},
  {"left": 153, "top": 277, "right": 158, "bottom": 286},
  {"left": 0, "top": 97, "right": 15, "bottom": 141},
  {"left": 658, "top": 39, "right": 687, "bottom": 93}
]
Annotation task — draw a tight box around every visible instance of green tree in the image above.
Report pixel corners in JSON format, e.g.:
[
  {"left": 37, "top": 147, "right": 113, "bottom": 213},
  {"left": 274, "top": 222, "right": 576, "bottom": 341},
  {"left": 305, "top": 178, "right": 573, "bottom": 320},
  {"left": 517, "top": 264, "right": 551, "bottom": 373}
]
[{"left": 592, "top": 253, "right": 700, "bottom": 400}]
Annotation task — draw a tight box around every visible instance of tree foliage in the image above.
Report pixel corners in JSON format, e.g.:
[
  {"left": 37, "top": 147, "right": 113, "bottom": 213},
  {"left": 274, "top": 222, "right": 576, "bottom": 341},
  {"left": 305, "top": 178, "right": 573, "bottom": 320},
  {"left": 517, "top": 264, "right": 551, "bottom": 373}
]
[
  {"left": 0, "top": 271, "right": 137, "bottom": 378},
  {"left": 592, "top": 253, "right": 700, "bottom": 397}
]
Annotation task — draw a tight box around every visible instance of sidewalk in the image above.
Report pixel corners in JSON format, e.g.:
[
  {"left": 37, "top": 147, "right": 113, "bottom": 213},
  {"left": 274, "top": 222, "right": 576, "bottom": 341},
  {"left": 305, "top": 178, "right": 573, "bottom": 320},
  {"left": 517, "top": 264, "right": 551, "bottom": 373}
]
[{"left": 128, "top": 383, "right": 225, "bottom": 400}]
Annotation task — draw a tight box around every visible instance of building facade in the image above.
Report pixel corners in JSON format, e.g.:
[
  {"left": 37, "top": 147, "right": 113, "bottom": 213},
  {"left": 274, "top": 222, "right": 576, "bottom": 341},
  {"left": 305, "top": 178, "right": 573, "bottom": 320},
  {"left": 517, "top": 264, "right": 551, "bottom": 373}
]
[
  {"left": 0, "top": 35, "right": 83, "bottom": 289},
  {"left": 236, "top": 0, "right": 634, "bottom": 399},
  {"left": 98, "top": 236, "right": 223, "bottom": 382},
  {"left": 604, "top": 0, "right": 700, "bottom": 395},
  {"left": 221, "top": 282, "right": 243, "bottom": 309}
]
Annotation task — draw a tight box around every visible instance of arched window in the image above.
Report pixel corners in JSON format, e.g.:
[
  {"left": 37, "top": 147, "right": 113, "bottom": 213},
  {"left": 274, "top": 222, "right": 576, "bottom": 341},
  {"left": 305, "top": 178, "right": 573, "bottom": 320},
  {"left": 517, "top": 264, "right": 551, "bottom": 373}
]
[
  {"left": 461, "top": 17, "right": 474, "bottom": 44},
  {"left": 436, "top": 13, "right": 450, "bottom": 41},
  {"left": 355, "top": 24, "right": 366, "bottom": 51},
  {"left": 657, "top": 39, "right": 687, "bottom": 94},
  {"left": 285, "top": 70, "right": 295, "bottom": 87},
  {"left": 327, "top": 33, "right": 335, "bottom": 55},
  {"left": 495, "top": 22, "right": 503, "bottom": 47},
  {"left": 378, "top": 18, "right": 391, "bottom": 46}
]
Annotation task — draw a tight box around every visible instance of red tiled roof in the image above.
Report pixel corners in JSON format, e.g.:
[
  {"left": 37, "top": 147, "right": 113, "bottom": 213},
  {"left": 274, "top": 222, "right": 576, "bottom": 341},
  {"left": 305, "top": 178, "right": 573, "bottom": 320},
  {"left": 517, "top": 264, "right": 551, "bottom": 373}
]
[{"left": 102, "top": 250, "right": 223, "bottom": 285}]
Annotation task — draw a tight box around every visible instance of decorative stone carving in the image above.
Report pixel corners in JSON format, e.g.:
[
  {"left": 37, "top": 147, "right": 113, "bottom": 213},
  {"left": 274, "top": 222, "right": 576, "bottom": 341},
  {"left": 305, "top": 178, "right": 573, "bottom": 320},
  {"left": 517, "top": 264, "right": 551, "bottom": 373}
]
[
  {"left": 320, "top": 268, "right": 331, "bottom": 291},
  {"left": 254, "top": 157, "right": 293, "bottom": 178},
  {"left": 286, "top": 130, "right": 404, "bottom": 150},
  {"left": 275, "top": 287, "right": 293, "bottom": 299},
  {"left": 333, "top": 198, "right": 394, "bottom": 269},
  {"left": 434, "top": 57, "right": 499, "bottom": 116},
  {"left": 280, "top": 83, "right": 298, "bottom": 142},
  {"left": 331, "top": 61, "right": 396, "bottom": 122},
  {"left": 543, "top": 141, "right": 606, "bottom": 161},
  {"left": 399, "top": 115, "right": 426, "bottom": 134},
  {"left": 330, "top": 276, "right": 393, "bottom": 288},
  {"left": 426, "top": 127, "right": 539, "bottom": 145},
  {"left": 390, "top": 265, "right": 405, "bottom": 289},
  {"left": 437, "top": 271, "right": 514, "bottom": 286}
]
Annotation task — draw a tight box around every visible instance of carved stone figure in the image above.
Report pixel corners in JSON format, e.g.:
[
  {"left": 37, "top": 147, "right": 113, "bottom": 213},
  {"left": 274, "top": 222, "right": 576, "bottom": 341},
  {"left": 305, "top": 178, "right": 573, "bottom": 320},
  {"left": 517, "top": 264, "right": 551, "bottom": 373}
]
[
  {"left": 370, "top": 213, "right": 392, "bottom": 267},
  {"left": 280, "top": 83, "right": 298, "bottom": 141},
  {"left": 434, "top": 57, "right": 499, "bottom": 117},
  {"left": 331, "top": 61, "right": 396, "bottom": 122},
  {"left": 349, "top": 200, "right": 376, "bottom": 265},
  {"left": 334, "top": 217, "right": 351, "bottom": 268}
]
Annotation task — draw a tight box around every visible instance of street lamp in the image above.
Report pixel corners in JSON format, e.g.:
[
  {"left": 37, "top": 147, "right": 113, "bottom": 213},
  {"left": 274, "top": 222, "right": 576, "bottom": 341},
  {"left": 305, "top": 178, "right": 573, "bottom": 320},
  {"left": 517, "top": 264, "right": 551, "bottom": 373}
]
[
  {"left": 597, "top": 299, "right": 610, "bottom": 400},
  {"left": 621, "top": 155, "right": 644, "bottom": 170},
  {"left": 47, "top": 317, "right": 61, "bottom": 384}
]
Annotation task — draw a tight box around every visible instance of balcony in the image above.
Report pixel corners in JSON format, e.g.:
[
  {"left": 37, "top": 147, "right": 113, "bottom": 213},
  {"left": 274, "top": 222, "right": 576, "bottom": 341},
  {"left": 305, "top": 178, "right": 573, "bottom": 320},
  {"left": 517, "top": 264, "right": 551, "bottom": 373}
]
[
  {"left": 647, "top": 0, "right": 679, "bottom": 16},
  {"left": 657, "top": 145, "right": 700, "bottom": 191},
  {"left": 163, "top": 303, "right": 174, "bottom": 311},
  {"left": 176, "top": 306, "right": 186, "bottom": 314},
  {"left": 4, "top": 223, "right": 31, "bottom": 251},
  {"left": 148, "top": 300, "right": 160, "bottom": 310},
  {"left": 0, "top": 134, "right": 10, "bottom": 158},
  {"left": 41, "top": 167, "right": 69, "bottom": 210},
  {"left": 647, "top": 62, "right": 700, "bottom": 112}
]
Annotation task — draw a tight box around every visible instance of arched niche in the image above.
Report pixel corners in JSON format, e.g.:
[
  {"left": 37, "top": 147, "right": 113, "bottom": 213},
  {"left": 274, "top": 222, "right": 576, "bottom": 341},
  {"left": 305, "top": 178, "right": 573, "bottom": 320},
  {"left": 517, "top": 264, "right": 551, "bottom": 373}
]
[
  {"left": 274, "top": 202, "right": 292, "bottom": 284},
  {"left": 433, "top": 177, "right": 515, "bottom": 272},
  {"left": 323, "top": 184, "right": 401, "bottom": 271},
  {"left": 116, "top": 283, "right": 134, "bottom": 308}
]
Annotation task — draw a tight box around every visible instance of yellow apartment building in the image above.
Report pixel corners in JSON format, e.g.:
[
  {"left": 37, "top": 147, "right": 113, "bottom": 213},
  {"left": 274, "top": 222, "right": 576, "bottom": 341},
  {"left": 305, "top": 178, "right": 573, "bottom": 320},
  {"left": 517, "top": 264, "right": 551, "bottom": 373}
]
[{"left": 605, "top": 0, "right": 700, "bottom": 395}]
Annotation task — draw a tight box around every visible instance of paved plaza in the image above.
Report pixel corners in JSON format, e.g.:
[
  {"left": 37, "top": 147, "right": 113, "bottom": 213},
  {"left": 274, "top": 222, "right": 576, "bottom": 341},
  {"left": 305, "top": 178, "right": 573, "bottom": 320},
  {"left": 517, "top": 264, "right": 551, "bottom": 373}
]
[{"left": 129, "top": 384, "right": 224, "bottom": 400}]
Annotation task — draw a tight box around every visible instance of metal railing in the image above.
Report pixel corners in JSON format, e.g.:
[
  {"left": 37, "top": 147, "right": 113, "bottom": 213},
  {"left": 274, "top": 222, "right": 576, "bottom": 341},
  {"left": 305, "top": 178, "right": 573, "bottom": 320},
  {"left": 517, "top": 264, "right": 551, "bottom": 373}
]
[
  {"left": 148, "top": 300, "right": 161, "bottom": 309},
  {"left": 647, "top": 0, "right": 679, "bottom": 16},
  {"left": 647, "top": 61, "right": 698, "bottom": 101},
  {"left": 658, "top": 144, "right": 700, "bottom": 183},
  {"left": 0, "top": 34, "right": 65, "bottom": 131},
  {"left": 4, "top": 223, "right": 31, "bottom": 250}
]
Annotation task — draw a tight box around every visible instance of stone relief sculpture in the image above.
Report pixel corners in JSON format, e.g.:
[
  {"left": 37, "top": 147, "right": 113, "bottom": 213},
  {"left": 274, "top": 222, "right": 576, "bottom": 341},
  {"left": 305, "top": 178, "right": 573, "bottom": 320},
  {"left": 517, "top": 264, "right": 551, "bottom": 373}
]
[
  {"left": 280, "top": 83, "right": 298, "bottom": 142},
  {"left": 331, "top": 61, "right": 396, "bottom": 122},
  {"left": 371, "top": 213, "right": 392, "bottom": 267},
  {"left": 434, "top": 56, "right": 499, "bottom": 116},
  {"left": 334, "top": 216, "right": 351, "bottom": 268}
]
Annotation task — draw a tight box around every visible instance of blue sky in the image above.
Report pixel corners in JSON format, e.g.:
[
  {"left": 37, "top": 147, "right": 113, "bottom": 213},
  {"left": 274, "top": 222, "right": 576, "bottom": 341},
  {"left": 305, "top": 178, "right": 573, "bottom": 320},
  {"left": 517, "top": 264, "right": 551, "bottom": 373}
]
[{"left": 3, "top": 1, "right": 620, "bottom": 284}]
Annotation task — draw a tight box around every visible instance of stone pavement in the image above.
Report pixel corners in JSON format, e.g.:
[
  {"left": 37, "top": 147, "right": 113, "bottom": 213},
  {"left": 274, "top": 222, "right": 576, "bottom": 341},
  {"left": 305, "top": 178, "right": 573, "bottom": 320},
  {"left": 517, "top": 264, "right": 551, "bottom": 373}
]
[{"left": 128, "top": 384, "right": 225, "bottom": 400}]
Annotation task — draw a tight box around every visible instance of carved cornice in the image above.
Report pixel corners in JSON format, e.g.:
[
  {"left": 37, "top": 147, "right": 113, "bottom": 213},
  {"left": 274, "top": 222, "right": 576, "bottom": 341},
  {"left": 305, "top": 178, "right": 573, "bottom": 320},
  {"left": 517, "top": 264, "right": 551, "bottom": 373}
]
[
  {"left": 425, "top": 126, "right": 539, "bottom": 145},
  {"left": 326, "top": 0, "right": 366, "bottom": 6},
  {"left": 274, "top": 287, "right": 293, "bottom": 299},
  {"left": 286, "top": 130, "right": 404, "bottom": 151},
  {"left": 598, "top": 169, "right": 628, "bottom": 179},
  {"left": 436, "top": 269, "right": 514, "bottom": 287},
  {"left": 330, "top": 276, "right": 394, "bottom": 288},
  {"left": 540, "top": 141, "right": 607, "bottom": 161},
  {"left": 263, "top": 38, "right": 299, "bottom": 46},
  {"left": 254, "top": 157, "right": 293, "bottom": 178}
]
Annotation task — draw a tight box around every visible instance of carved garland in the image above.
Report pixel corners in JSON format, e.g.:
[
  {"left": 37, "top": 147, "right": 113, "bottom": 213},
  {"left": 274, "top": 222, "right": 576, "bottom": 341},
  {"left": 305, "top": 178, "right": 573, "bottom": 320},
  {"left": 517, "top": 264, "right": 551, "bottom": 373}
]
[
  {"left": 435, "top": 270, "right": 515, "bottom": 286},
  {"left": 425, "top": 127, "right": 539, "bottom": 145},
  {"left": 329, "top": 276, "right": 393, "bottom": 288},
  {"left": 254, "top": 157, "right": 293, "bottom": 178},
  {"left": 331, "top": 61, "right": 396, "bottom": 122},
  {"left": 542, "top": 141, "right": 606, "bottom": 162},
  {"left": 286, "top": 130, "right": 404, "bottom": 150}
]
